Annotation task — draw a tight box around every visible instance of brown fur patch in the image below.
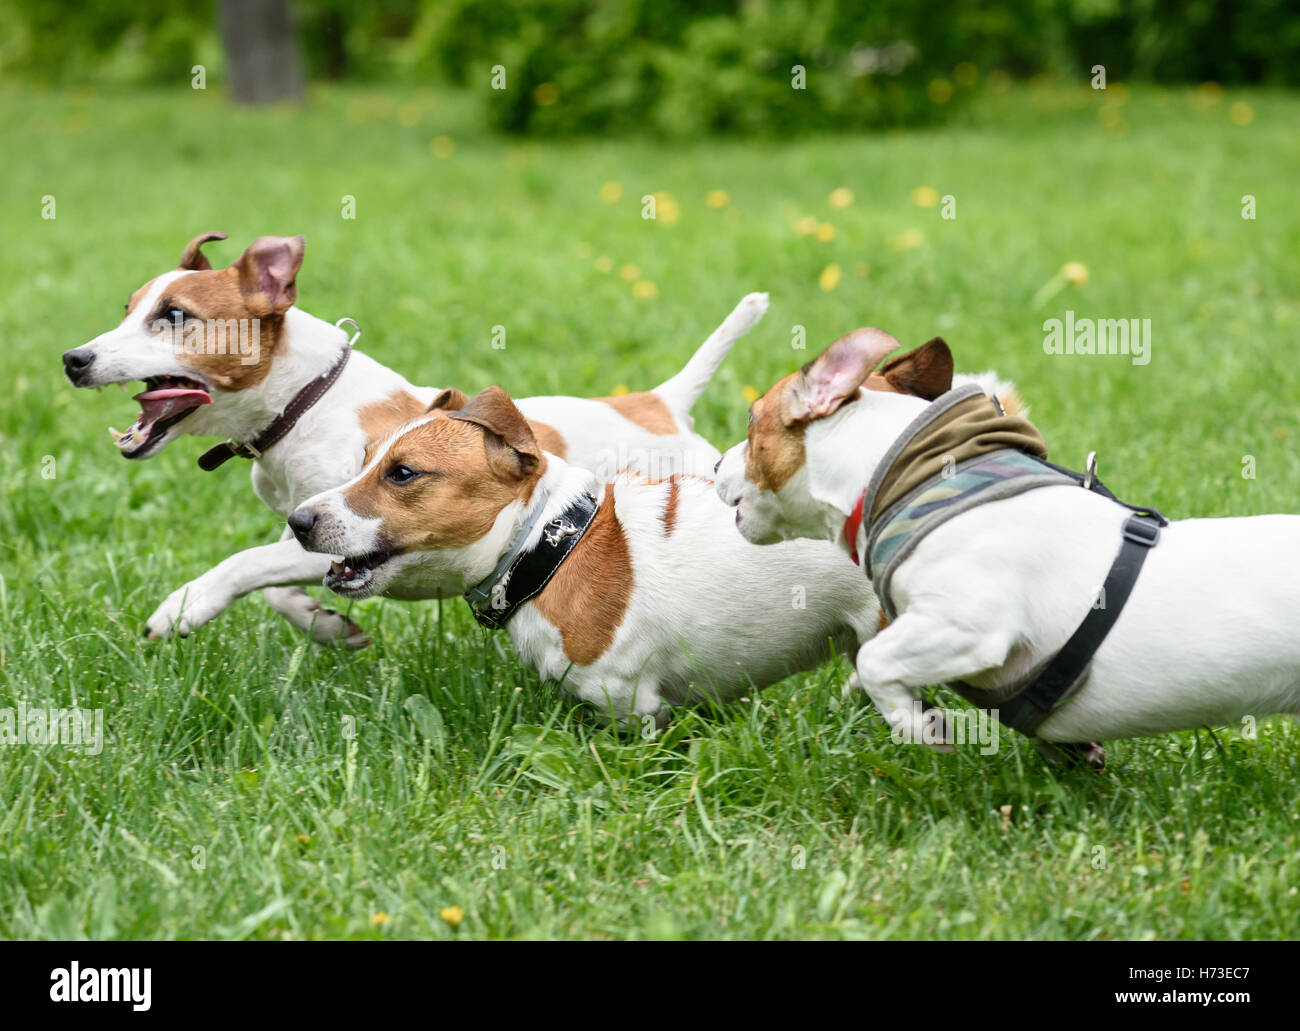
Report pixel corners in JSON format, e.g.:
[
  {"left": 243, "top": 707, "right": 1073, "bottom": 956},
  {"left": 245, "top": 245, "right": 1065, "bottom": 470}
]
[
  {"left": 876, "top": 338, "right": 953, "bottom": 401},
  {"left": 877, "top": 609, "right": 890, "bottom": 635},
  {"left": 528, "top": 419, "right": 567, "bottom": 459},
  {"left": 744, "top": 371, "right": 809, "bottom": 493},
  {"left": 359, "top": 390, "right": 430, "bottom": 462},
  {"left": 596, "top": 392, "right": 678, "bottom": 435},
  {"left": 154, "top": 268, "right": 284, "bottom": 391},
  {"left": 661, "top": 476, "right": 681, "bottom": 536},
  {"left": 533, "top": 493, "right": 632, "bottom": 665},
  {"left": 343, "top": 415, "right": 545, "bottom": 551}
]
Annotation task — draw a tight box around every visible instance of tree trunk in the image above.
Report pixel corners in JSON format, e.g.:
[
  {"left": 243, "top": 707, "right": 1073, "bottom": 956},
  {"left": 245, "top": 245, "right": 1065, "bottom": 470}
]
[{"left": 218, "top": 0, "right": 305, "bottom": 105}]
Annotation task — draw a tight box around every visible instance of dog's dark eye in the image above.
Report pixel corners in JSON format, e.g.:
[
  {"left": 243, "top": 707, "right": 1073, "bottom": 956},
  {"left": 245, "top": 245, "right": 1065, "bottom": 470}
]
[{"left": 385, "top": 464, "right": 418, "bottom": 484}]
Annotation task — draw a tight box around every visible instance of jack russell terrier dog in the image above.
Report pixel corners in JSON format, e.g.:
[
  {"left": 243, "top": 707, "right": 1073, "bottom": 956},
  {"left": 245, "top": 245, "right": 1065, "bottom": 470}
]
[
  {"left": 716, "top": 329, "right": 1300, "bottom": 756},
  {"left": 62, "top": 232, "right": 768, "bottom": 649},
  {"left": 285, "top": 353, "right": 1018, "bottom": 727}
]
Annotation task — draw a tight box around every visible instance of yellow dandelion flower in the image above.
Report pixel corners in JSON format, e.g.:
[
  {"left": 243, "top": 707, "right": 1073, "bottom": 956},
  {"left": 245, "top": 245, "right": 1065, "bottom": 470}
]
[
  {"left": 1060, "top": 262, "right": 1088, "bottom": 286},
  {"left": 816, "top": 222, "right": 836, "bottom": 242},
  {"left": 439, "top": 906, "right": 464, "bottom": 928},
  {"left": 632, "top": 280, "right": 659, "bottom": 300},
  {"left": 741, "top": 385, "right": 759, "bottom": 404},
  {"left": 656, "top": 193, "right": 681, "bottom": 225},
  {"left": 819, "top": 264, "right": 842, "bottom": 291},
  {"left": 600, "top": 180, "right": 622, "bottom": 204},
  {"left": 610, "top": 384, "right": 630, "bottom": 397},
  {"left": 620, "top": 264, "right": 640, "bottom": 282},
  {"left": 1229, "top": 101, "right": 1253, "bottom": 126},
  {"left": 534, "top": 82, "right": 559, "bottom": 106},
  {"left": 295, "top": 834, "right": 311, "bottom": 844},
  {"left": 887, "top": 229, "right": 924, "bottom": 252},
  {"left": 828, "top": 187, "right": 853, "bottom": 209},
  {"left": 370, "top": 913, "right": 390, "bottom": 926},
  {"left": 431, "top": 135, "right": 455, "bottom": 159},
  {"left": 911, "top": 186, "right": 940, "bottom": 208},
  {"left": 928, "top": 79, "right": 953, "bottom": 104},
  {"left": 795, "top": 216, "right": 819, "bottom": 237},
  {"left": 706, "top": 189, "right": 730, "bottom": 209}
]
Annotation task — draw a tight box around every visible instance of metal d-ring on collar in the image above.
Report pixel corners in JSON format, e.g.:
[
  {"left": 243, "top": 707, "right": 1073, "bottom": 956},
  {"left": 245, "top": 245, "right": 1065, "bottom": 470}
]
[
  {"left": 197, "top": 316, "right": 360, "bottom": 471},
  {"left": 464, "top": 488, "right": 602, "bottom": 631}
]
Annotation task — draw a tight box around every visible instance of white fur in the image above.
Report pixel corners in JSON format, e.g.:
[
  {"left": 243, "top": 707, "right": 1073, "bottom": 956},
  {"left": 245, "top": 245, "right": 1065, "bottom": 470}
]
[
  {"left": 71, "top": 274, "right": 767, "bottom": 645},
  {"left": 718, "top": 383, "right": 1300, "bottom": 746}
]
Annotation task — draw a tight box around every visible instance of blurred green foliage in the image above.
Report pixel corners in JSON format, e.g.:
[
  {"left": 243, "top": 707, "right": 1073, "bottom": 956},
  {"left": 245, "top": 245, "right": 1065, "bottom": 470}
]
[{"left": 2, "top": 0, "right": 1298, "bottom": 135}]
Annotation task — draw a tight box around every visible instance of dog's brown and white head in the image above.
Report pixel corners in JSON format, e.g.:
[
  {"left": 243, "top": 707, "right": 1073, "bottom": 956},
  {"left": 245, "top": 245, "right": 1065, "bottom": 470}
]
[
  {"left": 716, "top": 331, "right": 955, "bottom": 548},
  {"left": 288, "top": 386, "right": 548, "bottom": 598},
  {"left": 62, "top": 232, "right": 305, "bottom": 459}
]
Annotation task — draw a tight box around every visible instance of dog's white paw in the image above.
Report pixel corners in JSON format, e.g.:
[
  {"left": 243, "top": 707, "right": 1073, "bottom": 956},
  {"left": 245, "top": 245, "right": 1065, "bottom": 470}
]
[
  {"left": 146, "top": 583, "right": 232, "bottom": 640},
  {"left": 884, "top": 701, "right": 955, "bottom": 752},
  {"left": 264, "top": 587, "right": 371, "bottom": 649},
  {"left": 309, "top": 605, "right": 372, "bottom": 650}
]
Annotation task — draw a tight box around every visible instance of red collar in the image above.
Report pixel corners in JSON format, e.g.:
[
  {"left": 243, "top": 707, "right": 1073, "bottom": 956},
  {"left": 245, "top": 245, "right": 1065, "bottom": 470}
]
[{"left": 843, "top": 491, "right": 866, "bottom": 566}]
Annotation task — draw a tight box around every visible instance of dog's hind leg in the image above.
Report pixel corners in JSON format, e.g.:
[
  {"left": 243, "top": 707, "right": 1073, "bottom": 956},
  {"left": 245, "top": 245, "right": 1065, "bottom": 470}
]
[
  {"left": 854, "top": 612, "right": 1015, "bottom": 752},
  {"left": 263, "top": 586, "right": 371, "bottom": 649}
]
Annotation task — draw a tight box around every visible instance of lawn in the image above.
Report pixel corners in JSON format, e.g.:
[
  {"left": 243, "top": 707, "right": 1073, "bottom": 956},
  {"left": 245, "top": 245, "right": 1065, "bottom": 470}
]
[{"left": 1, "top": 78, "right": 1298, "bottom": 939}]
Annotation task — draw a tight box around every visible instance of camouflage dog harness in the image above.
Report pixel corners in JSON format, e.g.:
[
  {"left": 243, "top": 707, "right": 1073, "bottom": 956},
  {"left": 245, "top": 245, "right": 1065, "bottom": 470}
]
[{"left": 843, "top": 383, "right": 1166, "bottom": 737}]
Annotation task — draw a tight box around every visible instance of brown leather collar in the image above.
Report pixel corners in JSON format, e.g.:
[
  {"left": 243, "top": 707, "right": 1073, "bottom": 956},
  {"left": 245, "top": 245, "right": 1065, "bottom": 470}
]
[{"left": 198, "top": 346, "right": 351, "bottom": 471}]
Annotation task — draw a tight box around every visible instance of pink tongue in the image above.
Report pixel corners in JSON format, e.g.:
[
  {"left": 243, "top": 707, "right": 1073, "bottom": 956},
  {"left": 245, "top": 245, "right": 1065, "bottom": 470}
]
[{"left": 131, "top": 386, "right": 212, "bottom": 424}]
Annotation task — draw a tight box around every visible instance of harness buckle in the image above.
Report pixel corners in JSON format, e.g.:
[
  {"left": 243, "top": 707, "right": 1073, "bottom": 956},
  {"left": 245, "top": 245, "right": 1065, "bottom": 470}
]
[
  {"left": 1121, "top": 514, "right": 1160, "bottom": 548},
  {"left": 1082, "top": 451, "right": 1098, "bottom": 491}
]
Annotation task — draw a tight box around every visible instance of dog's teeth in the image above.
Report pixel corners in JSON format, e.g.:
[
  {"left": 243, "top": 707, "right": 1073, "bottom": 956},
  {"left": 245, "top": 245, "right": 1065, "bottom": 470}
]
[{"left": 109, "top": 426, "right": 123, "bottom": 441}]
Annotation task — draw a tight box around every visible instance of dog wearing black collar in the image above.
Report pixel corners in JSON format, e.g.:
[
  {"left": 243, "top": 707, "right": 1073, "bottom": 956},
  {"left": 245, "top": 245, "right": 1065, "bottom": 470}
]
[{"left": 287, "top": 385, "right": 885, "bottom": 728}]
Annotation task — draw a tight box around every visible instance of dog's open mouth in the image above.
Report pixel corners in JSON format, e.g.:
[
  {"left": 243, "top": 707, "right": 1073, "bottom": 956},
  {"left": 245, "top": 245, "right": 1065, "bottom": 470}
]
[
  {"left": 109, "top": 375, "right": 212, "bottom": 458},
  {"left": 324, "top": 548, "right": 396, "bottom": 595}
]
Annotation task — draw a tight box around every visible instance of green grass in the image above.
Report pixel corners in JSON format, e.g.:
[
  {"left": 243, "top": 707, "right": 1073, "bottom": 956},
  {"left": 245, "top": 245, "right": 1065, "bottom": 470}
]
[{"left": 2, "top": 79, "right": 1299, "bottom": 939}]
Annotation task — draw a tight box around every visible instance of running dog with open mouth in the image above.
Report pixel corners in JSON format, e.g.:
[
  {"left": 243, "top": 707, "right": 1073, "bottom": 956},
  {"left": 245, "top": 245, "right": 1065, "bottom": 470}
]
[
  {"left": 63, "top": 232, "right": 768, "bottom": 647},
  {"left": 287, "top": 385, "right": 882, "bottom": 728}
]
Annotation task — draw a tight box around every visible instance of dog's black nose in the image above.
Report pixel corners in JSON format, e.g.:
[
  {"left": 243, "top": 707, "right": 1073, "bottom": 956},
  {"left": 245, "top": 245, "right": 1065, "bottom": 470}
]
[
  {"left": 62, "top": 347, "right": 95, "bottom": 379},
  {"left": 288, "top": 507, "right": 317, "bottom": 543}
]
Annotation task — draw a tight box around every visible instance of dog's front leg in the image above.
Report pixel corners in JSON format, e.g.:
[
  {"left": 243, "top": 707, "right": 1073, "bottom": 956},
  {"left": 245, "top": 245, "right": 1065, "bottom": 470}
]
[
  {"left": 261, "top": 527, "right": 370, "bottom": 648},
  {"left": 146, "top": 536, "right": 336, "bottom": 641},
  {"left": 854, "top": 612, "right": 1013, "bottom": 751}
]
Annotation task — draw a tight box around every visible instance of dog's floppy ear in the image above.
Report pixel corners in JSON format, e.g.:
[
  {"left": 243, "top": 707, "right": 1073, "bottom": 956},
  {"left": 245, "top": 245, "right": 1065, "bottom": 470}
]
[
  {"left": 179, "top": 231, "right": 228, "bottom": 271},
  {"left": 781, "top": 327, "right": 901, "bottom": 427},
  {"left": 233, "top": 235, "right": 305, "bottom": 316},
  {"left": 877, "top": 337, "right": 953, "bottom": 401},
  {"left": 449, "top": 386, "right": 543, "bottom": 481},
  {"left": 428, "top": 388, "right": 469, "bottom": 413}
]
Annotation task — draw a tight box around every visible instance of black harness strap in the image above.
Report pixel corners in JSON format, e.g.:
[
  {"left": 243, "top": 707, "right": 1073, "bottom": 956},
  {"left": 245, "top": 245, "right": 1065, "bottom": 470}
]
[
  {"left": 465, "top": 490, "right": 601, "bottom": 631},
  {"left": 987, "top": 505, "right": 1166, "bottom": 736}
]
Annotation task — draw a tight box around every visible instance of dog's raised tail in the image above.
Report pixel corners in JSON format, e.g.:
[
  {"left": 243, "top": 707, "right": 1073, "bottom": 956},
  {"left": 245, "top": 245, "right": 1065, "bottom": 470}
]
[{"left": 652, "top": 292, "right": 769, "bottom": 413}]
